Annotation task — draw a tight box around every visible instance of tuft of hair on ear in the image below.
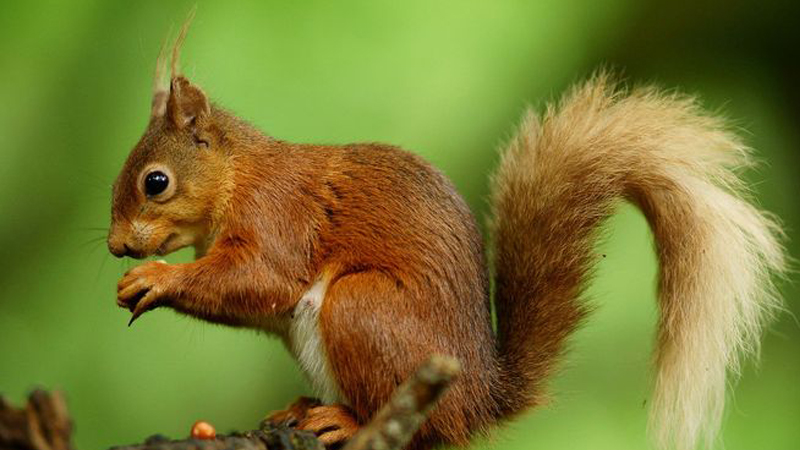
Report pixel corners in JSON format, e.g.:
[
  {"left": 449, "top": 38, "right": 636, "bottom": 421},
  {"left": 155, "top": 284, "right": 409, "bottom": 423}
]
[
  {"left": 163, "top": 6, "right": 210, "bottom": 130},
  {"left": 150, "top": 3, "right": 194, "bottom": 120},
  {"left": 150, "top": 29, "right": 172, "bottom": 118},
  {"left": 171, "top": 5, "right": 196, "bottom": 79}
]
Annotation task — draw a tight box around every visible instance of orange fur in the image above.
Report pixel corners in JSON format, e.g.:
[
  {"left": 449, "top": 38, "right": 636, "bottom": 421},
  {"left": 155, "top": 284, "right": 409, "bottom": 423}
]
[{"left": 109, "top": 23, "right": 784, "bottom": 450}]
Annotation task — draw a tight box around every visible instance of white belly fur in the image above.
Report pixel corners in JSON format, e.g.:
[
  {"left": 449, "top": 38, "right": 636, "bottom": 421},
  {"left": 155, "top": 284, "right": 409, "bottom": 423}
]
[{"left": 288, "top": 278, "right": 344, "bottom": 404}]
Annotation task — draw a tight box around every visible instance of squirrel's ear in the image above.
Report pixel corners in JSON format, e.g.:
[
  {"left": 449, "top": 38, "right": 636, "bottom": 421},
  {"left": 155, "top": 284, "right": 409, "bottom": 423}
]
[
  {"left": 167, "top": 76, "right": 210, "bottom": 128},
  {"left": 162, "top": 7, "right": 208, "bottom": 128}
]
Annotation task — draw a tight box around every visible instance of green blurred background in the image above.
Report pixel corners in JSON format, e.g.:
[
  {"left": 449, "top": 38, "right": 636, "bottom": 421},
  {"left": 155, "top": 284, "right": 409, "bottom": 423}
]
[{"left": 1, "top": 0, "right": 797, "bottom": 449}]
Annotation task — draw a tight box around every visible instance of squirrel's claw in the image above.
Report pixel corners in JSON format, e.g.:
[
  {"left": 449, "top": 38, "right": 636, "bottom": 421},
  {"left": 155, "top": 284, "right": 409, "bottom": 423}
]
[
  {"left": 127, "top": 289, "right": 161, "bottom": 326},
  {"left": 117, "top": 260, "right": 174, "bottom": 326},
  {"left": 128, "top": 303, "right": 146, "bottom": 326},
  {"left": 128, "top": 312, "right": 140, "bottom": 327}
]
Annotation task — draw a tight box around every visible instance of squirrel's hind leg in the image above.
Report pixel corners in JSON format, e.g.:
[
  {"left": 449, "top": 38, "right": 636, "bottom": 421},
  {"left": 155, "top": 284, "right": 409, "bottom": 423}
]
[
  {"left": 318, "top": 270, "right": 470, "bottom": 450},
  {"left": 297, "top": 404, "right": 360, "bottom": 446},
  {"left": 264, "top": 397, "right": 358, "bottom": 447},
  {"left": 264, "top": 396, "right": 322, "bottom": 427}
]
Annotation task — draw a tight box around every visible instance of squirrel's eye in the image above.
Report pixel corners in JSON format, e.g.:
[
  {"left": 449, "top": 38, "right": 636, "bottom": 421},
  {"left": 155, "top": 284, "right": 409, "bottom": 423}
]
[{"left": 144, "top": 171, "right": 169, "bottom": 197}]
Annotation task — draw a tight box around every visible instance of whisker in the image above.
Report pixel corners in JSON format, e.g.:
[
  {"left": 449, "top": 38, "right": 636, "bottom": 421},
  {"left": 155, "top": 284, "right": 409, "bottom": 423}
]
[
  {"left": 78, "top": 235, "right": 108, "bottom": 249},
  {"left": 95, "top": 251, "right": 111, "bottom": 286},
  {"left": 72, "top": 167, "right": 113, "bottom": 190},
  {"left": 89, "top": 238, "right": 108, "bottom": 255}
]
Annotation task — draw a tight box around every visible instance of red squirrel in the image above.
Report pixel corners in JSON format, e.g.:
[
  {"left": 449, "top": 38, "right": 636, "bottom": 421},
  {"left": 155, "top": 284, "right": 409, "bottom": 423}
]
[{"left": 108, "top": 17, "right": 785, "bottom": 450}]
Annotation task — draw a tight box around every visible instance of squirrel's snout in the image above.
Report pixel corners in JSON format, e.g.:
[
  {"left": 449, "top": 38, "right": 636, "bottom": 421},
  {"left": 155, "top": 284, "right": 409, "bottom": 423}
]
[
  {"left": 108, "top": 238, "right": 147, "bottom": 259},
  {"left": 108, "top": 228, "right": 138, "bottom": 259},
  {"left": 108, "top": 239, "right": 129, "bottom": 258}
]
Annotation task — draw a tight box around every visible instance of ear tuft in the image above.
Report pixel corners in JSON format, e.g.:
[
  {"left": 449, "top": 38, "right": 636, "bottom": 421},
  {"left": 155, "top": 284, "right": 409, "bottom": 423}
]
[
  {"left": 151, "top": 6, "right": 198, "bottom": 121},
  {"left": 171, "top": 6, "right": 196, "bottom": 78},
  {"left": 162, "top": 7, "right": 209, "bottom": 129},
  {"left": 150, "top": 31, "right": 171, "bottom": 118}
]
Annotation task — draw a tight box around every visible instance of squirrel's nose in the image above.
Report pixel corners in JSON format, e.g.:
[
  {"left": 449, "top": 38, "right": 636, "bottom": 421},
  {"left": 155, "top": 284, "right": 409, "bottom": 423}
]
[
  {"left": 108, "top": 239, "right": 130, "bottom": 258},
  {"left": 109, "top": 240, "right": 146, "bottom": 259}
]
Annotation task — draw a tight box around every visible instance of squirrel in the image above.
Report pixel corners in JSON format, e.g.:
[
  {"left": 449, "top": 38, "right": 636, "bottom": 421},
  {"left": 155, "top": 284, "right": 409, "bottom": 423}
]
[{"left": 108, "top": 16, "right": 785, "bottom": 450}]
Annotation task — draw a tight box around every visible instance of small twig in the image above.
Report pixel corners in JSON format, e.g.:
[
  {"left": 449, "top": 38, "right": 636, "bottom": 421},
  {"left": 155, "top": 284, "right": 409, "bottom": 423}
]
[
  {"left": 343, "top": 355, "right": 461, "bottom": 450},
  {"left": 0, "top": 389, "right": 73, "bottom": 450}
]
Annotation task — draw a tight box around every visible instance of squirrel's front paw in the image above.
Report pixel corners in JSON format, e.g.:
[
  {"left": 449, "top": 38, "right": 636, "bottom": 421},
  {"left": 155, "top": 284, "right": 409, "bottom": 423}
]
[{"left": 117, "top": 260, "right": 176, "bottom": 325}]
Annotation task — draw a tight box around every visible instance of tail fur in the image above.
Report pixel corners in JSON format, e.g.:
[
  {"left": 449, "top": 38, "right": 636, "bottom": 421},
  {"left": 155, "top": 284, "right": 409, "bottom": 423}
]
[{"left": 489, "top": 73, "right": 785, "bottom": 450}]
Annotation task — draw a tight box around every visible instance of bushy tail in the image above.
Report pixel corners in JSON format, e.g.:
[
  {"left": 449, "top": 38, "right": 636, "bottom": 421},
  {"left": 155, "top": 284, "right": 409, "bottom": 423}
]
[{"left": 489, "top": 73, "right": 785, "bottom": 450}]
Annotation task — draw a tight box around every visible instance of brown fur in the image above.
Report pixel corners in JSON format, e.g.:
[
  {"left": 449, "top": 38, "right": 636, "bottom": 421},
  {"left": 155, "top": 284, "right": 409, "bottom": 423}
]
[{"left": 110, "top": 24, "right": 784, "bottom": 450}]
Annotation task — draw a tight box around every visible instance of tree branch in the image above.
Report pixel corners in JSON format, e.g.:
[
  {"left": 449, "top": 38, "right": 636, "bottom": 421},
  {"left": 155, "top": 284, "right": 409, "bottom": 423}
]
[{"left": 0, "top": 355, "right": 460, "bottom": 450}]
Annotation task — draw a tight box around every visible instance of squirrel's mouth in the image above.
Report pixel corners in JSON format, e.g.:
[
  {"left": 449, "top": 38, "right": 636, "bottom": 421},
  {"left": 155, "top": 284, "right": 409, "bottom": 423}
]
[
  {"left": 126, "top": 248, "right": 148, "bottom": 260},
  {"left": 155, "top": 233, "right": 180, "bottom": 256}
]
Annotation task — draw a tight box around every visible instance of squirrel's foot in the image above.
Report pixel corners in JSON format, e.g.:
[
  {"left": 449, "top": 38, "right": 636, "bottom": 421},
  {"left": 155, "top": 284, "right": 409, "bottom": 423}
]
[
  {"left": 297, "top": 404, "right": 360, "bottom": 447},
  {"left": 264, "top": 396, "right": 322, "bottom": 427}
]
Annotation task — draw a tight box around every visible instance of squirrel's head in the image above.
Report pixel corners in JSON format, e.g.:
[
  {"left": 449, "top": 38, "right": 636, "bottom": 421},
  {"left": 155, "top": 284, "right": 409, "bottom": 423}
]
[{"left": 108, "top": 16, "right": 229, "bottom": 259}]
